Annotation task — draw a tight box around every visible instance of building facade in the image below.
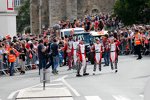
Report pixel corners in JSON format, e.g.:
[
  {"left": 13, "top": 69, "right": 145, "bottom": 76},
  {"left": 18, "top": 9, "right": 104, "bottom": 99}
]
[{"left": 0, "top": 0, "right": 17, "bottom": 37}]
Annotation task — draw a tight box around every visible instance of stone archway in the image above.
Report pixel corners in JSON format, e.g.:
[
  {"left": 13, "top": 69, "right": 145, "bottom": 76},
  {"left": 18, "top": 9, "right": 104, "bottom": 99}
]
[{"left": 91, "top": 9, "right": 99, "bottom": 15}]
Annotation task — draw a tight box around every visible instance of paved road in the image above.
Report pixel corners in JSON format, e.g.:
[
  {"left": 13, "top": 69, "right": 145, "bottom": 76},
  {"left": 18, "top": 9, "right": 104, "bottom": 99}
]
[{"left": 0, "top": 55, "right": 150, "bottom": 100}]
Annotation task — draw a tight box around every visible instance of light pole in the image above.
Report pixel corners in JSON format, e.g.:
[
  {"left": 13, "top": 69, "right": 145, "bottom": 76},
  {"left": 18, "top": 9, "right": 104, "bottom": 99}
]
[{"left": 39, "top": 0, "right": 46, "bottom": 90}]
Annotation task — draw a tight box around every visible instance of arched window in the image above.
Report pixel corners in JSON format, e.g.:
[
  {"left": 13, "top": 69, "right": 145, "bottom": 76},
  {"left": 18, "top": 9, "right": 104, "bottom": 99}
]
[{"left": 92, "top": 9, "right": 99, "bottom": 15}]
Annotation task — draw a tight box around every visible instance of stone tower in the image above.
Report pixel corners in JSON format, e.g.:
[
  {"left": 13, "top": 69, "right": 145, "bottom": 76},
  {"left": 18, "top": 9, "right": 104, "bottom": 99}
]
[
  {"left": 30, "top": 0, "right": 39, "bottom": 34},
  {"left": 48, "top": 0, "right": 116, "bottom": 26},
  {"left": 30, "top": 0, "right": 115, "bottom": 34},
  {"left": 30, "top": 0, "right": 49, "bottom": 34}
]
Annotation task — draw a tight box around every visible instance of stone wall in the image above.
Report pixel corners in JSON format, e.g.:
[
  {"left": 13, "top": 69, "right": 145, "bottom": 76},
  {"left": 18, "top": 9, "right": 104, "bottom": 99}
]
[
  {"left": 49, "top": 0, "right": 66, "bottom": 26},
  {"left": 77, "top": 0, "right": 116, "bottom": 18},
  {"left": 31, "top": 0, "right": 116, "bottom": 32},
  {"left": 30, "top": 0, "right": 39, "bottom": 34},
  {"left": 41, "top": 0, "right": 49, "bottom": 29},
  {"left": 66, "top": 0, "right": 77, "bottom": 21}
]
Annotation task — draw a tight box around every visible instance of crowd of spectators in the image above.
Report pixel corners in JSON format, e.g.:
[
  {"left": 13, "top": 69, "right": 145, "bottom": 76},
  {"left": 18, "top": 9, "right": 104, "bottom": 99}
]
[{"left": 0, "top": 13, "right": 150, "bottom": 76}]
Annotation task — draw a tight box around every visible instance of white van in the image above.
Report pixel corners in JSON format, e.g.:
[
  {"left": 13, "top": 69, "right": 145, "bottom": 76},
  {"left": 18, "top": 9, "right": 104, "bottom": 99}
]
[{"left": 60, "top": 27, "right": 84, "bottom": 37}]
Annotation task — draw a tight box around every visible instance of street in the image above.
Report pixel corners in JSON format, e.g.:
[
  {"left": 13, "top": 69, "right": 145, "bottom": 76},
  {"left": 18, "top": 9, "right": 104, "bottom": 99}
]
[{"left": 0, "top": 55, "right": 150, "bottom": 100}]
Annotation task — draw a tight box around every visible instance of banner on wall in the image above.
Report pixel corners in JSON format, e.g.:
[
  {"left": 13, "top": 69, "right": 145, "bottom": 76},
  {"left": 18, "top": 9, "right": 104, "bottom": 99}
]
[{"left": 7, "top": 0, "right": 14, "bottom": 10}]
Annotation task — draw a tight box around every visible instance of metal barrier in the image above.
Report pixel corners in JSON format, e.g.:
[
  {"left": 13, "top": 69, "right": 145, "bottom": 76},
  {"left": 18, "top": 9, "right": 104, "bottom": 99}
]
[
  {"left": 0, "top": 54, "right": 9, "bottom": 75},
  {"left": 0, "top": 53, "right": 39, "bottom": 76}
]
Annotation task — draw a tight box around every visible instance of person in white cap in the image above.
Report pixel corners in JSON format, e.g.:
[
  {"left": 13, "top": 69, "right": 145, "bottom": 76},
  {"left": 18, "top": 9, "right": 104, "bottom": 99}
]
[{"left": 93, "top": 38, "right": 103, "bottom": 75}]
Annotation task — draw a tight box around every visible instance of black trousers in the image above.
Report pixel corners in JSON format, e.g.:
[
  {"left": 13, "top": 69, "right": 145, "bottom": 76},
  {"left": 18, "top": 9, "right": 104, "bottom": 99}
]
[{"left": 136, "top": 45, "right": 142, "bottom": 58}]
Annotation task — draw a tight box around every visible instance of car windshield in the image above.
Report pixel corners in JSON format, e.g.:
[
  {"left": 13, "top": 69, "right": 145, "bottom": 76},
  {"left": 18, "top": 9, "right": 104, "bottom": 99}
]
[
  {"left": 64, "top": 30, "right": 84, "bottom": 36},
  {"left": 74, "top": 30, "right": 84, "bottom": 33},
  {"left": 74, "top": 33, "right": 91, "bottom": 44},
  {"left": 64, "top": 31, "right": 71, "bottom": 36}
]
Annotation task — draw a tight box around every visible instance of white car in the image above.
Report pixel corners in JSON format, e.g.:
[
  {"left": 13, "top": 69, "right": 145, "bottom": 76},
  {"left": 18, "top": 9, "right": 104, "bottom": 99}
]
[{"left": 60, "top": 27, "right": 84, "bottom": 37}]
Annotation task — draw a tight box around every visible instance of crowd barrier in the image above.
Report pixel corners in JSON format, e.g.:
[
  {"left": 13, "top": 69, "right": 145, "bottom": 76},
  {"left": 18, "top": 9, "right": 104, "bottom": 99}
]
[{"left": 0, "top": 54, "right": 38, "bottom": 76}]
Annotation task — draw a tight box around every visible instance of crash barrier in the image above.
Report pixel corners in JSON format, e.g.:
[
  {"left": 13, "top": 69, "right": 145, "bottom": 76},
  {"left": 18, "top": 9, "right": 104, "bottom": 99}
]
[
  {"left": 119, "top": 41, "right": 150, "bottom": 56},
  {"left": 0, "top": 54, "right": 39, "bottom": 76},
  {"left": 0, "top": 57, "right": 8, "bottom": 75}
]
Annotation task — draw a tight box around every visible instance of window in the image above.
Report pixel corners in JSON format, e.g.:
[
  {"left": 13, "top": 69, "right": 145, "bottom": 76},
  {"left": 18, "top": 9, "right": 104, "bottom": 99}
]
[{"left": 14, "top": 0, "right": 21, "bottom": 6}]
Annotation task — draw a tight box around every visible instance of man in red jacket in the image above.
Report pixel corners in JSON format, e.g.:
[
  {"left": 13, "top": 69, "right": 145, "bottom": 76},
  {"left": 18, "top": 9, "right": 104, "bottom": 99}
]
[
  {"left": 110, "top": 38, "right": 120, "bottom": 73},
  {"left": 76, "top": 40, "right": 89, "bottom": 77}
]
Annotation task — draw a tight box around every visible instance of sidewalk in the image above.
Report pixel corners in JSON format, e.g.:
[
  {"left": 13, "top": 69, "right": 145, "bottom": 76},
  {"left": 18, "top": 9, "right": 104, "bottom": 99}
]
[
  {"left": 16, "top": 83, "right": 73, "bottom": 100},
  {"left": 144, "top": 78, "right": 150, "bottom": 100}
]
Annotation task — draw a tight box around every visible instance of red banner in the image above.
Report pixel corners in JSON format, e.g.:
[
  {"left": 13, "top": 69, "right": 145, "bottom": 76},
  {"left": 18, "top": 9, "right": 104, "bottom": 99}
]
[{"left": 7, "top": 0, "right": 14, "bottom": 10}]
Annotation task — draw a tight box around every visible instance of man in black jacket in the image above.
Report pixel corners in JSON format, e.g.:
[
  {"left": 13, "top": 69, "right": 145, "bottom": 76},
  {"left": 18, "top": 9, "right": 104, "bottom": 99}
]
[
  {"left": 37, "top": 40, "right": 46, "bottom": 75},
  {"left": 50, "top": 39, "right": 59, "bottom": 74}
]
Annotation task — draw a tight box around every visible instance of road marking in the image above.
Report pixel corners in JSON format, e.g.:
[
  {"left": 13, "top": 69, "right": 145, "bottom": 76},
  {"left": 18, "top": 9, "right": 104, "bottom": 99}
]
[
  {"left": 38, "top": 83, "right": 64, "bottom": 86},
  {"left": 85, "top": 96, "right": 102, "bottom": 100},
  {"left": 7, "top": 75, "right": 72, "bottom": 99},
  {"left": 8, "top": 83, "right": 42, "bottom": 99},
  {"left": 7, "top": 90, "right": 20, "bottom": 99},
  {"left": 139, "top": 94, "right": 144, "bottom": 98},
  {"left": 53, "top": 75, "right": 68, "bottom": 82},
  {"left": 61, "top": 75, "right": 80, "bottom": 96},
  {"left": 113, "top": 95, "right": 130, "bottom": 100},
  {"left": 60, "top": 98, "right": 73, "bottom": 100}
]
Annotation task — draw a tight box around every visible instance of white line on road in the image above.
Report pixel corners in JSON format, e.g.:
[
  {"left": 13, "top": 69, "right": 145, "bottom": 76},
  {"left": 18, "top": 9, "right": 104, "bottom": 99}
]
[
  {"left": 38, "top": 83, "right": 64, "bottom": 86},
  {"left": 7, "top": 83, "right": 41, "bottom": 99},
  {"left": 7, "top": 75, "right": 72, "bottom": 99},
  {"left": 60, "top": 98, "right": 74, "bottom": 100},
  {"left": 61, "top": 75, "right": 80, "bottom": 96},
  {"left": 139, "top": 94, "right": 144, "bottom": 98},
  {"left": 113, "top": 95, "right": 130, "bottom": 100},
  {"left": 7, "top": 90, "right": 20, "bottom": 99},
  {"left": 85, "top": 96, "right": 102, "bottom": 100}
]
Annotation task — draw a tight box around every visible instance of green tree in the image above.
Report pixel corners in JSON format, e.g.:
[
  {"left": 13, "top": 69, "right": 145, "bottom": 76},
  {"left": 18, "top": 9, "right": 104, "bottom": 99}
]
[
  {"left": 114, "top": 0, "right": 150, "bottom": 25},
  {"left": 16, "top": 0, "right": 30, "bottom": 33}
]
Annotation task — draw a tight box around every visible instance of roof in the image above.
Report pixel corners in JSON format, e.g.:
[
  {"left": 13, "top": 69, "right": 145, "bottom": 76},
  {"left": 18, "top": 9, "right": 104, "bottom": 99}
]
[
  {"left": 60, "top": 27, "right": 84, "bottom": 32},
  {"left": 90, "top": 30, "right": 108, "bottom": 36},
  {"left": 73, "top": 32, "right": 90, "bottom": 35}
]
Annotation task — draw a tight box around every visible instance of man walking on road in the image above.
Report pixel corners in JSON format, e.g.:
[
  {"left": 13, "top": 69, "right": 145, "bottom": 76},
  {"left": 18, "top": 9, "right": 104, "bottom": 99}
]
[
  {"left": 37, "top": 40, "right": 46, "bottom": 75},
  {"left": 51, "top": 38, "right": 59, "bottom": 74},
  {"left": 110, "top": 38, "right": 119, "bottom": 73},
  {"left": 76, "top": 40, "right": 89, "bottom": 77},
  {"left": 93, "top": 38, "right": 103, "bottom": 75},
  {"left": 72, "top": 38, "right": 79, "bottom": 69},
  {"left": 103, "top": 36, "right": 110, "bottom": 66}
]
